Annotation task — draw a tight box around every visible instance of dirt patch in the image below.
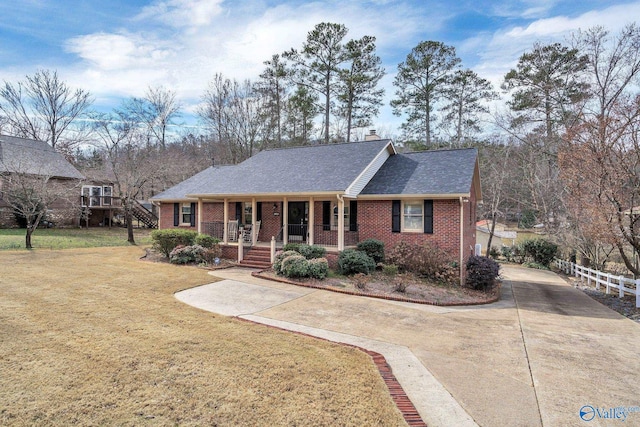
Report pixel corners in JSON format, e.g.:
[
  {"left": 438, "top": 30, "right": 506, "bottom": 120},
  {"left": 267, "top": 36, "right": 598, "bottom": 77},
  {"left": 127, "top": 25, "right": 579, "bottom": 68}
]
[{"left": 256, "top": 270, "right": 500, "bottom": 306}]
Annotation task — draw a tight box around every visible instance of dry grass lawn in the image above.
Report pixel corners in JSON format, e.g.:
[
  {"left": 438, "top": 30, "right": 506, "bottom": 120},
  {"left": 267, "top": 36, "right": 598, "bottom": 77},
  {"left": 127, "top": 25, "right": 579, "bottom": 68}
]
[{"left": 0, "top": 246, "right": 406, "bottom": 426}]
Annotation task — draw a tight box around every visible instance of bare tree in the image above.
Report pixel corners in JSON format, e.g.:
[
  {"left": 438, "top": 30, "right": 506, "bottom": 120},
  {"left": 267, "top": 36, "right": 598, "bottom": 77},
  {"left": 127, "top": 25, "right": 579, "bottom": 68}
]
[
  {"left": 90, "top": 109, "right": 158, "bottom": 244},
  {"left": 0, "top": 69, "right": 92, "bottom": 154},
  {"left": 124, "top": 86, "right": 181, "bottom": 149}
]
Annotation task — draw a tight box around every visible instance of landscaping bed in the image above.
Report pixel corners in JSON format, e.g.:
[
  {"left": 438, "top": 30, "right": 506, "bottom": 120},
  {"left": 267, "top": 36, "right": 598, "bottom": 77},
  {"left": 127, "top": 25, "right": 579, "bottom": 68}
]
[{"left": 256, "top": 269, "right": 501, "bottom": 306}]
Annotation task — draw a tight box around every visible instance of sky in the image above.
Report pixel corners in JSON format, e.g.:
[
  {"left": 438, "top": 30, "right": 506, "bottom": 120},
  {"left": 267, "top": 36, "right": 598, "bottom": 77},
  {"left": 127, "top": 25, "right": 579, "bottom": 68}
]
[{"left": 1, "top": 0, "right": 639, "bottom": 137}]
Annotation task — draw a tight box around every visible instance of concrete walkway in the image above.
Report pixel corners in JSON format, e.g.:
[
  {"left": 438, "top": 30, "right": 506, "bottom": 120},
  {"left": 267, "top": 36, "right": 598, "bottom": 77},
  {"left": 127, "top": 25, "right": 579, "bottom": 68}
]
[{"left": 175, "top": 265, "right": 640, "bottom": 427}]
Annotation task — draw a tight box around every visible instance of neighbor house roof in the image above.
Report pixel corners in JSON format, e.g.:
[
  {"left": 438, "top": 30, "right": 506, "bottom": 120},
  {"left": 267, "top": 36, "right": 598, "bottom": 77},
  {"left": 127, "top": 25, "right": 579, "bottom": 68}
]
[
  {"left": 0, "top": 135, "right": 84, "bottom": 180},
  {"left": 151, "top": 140, "right": 481, "bottom": 201}
]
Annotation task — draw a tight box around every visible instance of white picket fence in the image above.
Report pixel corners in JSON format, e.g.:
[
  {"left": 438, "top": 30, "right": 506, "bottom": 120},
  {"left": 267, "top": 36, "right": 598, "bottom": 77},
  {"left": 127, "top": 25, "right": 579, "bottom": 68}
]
[{"left": 555, "top": 259, "right": 640, "bottom": 308}]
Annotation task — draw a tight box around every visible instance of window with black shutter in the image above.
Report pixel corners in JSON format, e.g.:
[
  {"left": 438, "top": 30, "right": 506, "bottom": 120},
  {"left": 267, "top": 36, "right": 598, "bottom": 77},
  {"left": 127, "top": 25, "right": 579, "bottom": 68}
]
[
  {"left": 423, "top": 200, "right": 433, "bottom": 234},
  {"left": 173, "top": 203, "right": 179, "bottom": 226},
  {"left": 392, "top": 200, "right": 401, "bottom": 233},
  {"left": 190, "top": 202, "right": 196, "bottom": 227},
  {"left": 322, "top": 201, "right": 331, "bottom": 230},
  {"left": 235, "top": 202, "right": 242, "bottom": 223},
  {"left": 349, "top": 200, "right": 358, "bottom": 232}
]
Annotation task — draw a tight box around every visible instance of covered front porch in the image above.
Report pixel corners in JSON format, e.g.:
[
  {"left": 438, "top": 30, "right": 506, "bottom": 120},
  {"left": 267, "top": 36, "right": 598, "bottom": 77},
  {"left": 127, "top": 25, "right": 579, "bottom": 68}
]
[{"left": 194, "top": 195, "right": 359, "bottom": 251}]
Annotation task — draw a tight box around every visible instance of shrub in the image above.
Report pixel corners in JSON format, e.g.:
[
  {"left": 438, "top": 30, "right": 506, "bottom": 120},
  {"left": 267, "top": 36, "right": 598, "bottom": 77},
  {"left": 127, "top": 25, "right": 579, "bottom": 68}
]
[
  {"left": 151, "top": 229, "right": 198, "bottom": 257},
  {"left": 307, "top": 258, "right": 329, "bottom": 279},
  {"left": 488, "top": 246, "right": 500, "bottom": 259},
  {"left": 296, "top": 244, "right": 327, "bottom": 260},
  {"left": 169, "top": 244, "right": 206, "bottom": 265},
  {"left": 465, "top": 255, "right": 500, "bottom": 291},
  {"left": 382, "top": 264, "right": 398, "bottom": 276},
  {"left": 387, "top": 241, "right": 458, "bottom": 285},
  {"left": 338, "top": 249, "right": 376, "bottom": 275},
  {"left": 281, "top": 254, "right": 309, "bottom": 278},
  {"left": 522, "top": 239, "right": 558, "bottom": 267},
  {"left": 501, "top": 246, "right": 513, "bottom": 262},
  {"left": 522, "top": 261, "right": 550, "bottom": 270},
  {"left": 357, "top": 239, "right": 385, "bottom": 263},
  {"left": 273, "top": 250, "right": 301, "bottom": 275},
  {"left": 195, "top": 234, "right": 220, "bottom": 249},
  {"left": 200, "top": 247, "right": 222, "bottom": 265},
  {"left": 393, "top": 275, "right": 407, "bottom": 293},
  {"left": 283, "top": 243, "right": 302, "bottom": 253}
]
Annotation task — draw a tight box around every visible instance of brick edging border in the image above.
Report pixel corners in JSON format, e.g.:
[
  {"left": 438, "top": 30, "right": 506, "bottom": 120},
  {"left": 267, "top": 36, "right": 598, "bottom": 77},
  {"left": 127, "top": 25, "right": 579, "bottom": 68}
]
[
  {"left": 235, "top": 317, "right": 428, "bottom": 427},
  {"left": 251, "top": 270, "right": 500, "bottom": 307}
]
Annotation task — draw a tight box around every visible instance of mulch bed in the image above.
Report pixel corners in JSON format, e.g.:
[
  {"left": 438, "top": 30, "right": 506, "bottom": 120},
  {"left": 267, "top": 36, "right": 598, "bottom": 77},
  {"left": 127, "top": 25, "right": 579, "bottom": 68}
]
[{"left": 255, "top": 270, "right": 500, "bottom": 306}]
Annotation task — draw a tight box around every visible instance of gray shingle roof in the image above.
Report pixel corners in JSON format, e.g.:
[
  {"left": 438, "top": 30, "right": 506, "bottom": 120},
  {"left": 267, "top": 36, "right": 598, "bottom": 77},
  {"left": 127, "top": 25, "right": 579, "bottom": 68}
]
[
  {"left": 151, "top": 142, "right": 479, "bottom": 201},
  {"left": 360, "top": 148, "right": 478, "bottom": 195},
  {"left": 152, "top": 139, "right": 392, "bottom": 199},
  {"left": 0, "top": 135, "right": 84, "bottom": 180}
]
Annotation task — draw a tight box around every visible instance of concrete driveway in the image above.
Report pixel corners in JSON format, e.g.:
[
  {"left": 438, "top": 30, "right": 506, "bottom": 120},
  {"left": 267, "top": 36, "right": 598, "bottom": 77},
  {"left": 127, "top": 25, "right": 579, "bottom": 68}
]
[{"left": 175, "top": 265, "right": 640, "bottom": 427}]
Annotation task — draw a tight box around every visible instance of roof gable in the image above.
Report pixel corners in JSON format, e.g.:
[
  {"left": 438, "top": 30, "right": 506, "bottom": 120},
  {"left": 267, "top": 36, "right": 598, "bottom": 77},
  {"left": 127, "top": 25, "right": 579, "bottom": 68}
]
[{"left": 0, "top": 135, "right": 84, "bottom": 180}]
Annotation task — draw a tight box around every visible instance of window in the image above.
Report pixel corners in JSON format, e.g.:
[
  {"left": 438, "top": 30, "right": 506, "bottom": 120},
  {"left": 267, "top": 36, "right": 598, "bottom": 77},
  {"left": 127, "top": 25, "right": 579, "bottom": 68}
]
[
  {"left": 333, "top": 205, "right": 349, "bottom": 230},
  {"left": 181, "top": 203, "right": 191, "bottom": 224},
  {"left": 244, "top": 202, "right": 252, "bottom": 225},
  {"left": 403, "top": 201, "right": 423, "bottom": 231},
  {"left": 394, "top": 200, "right": 433, "bottom": 233},
  {"left": 103, "top": 186, "right": 112, "bottom": 206}
]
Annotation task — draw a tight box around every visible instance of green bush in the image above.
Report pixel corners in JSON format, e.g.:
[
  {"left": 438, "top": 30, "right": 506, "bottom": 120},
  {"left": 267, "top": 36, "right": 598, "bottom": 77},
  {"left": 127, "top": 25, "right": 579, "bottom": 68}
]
[
  {"left": 281, "top": 254, "right": 309, "bottom": 278},
  {"left": 307, "top": 258, "right": 329, "bottom": 279},
  {"left": 357, "top": 239, "right": 385, "bottom": 263},
  {"left": 338, "top": 249, "right": 376, "bottom": 275},
  {"left": 465, "top": 255, "right": 500, "bottom": 291},
  {"left": 297, "top": 244, "right": 327, "bottom": 260},
  {"left": 273, "top": 250, "right": 301, "bottom": 275},
  {"left": 501, "top": 246, "right": 513, "bottom": 261},
  {"left": 522, "top": 261, "right": 550, "bottom": 270},
  {"left": 382, "top": 264, "right": 398, "bottom": 276},
  {"left": 489, "top": 246, "right": 500, "bottom": 259},
  {"left": 151, "top": 229, "right": 198, "bottom": 257},
  {"left": 282, "top": 243, "right": 302, "bottom": 253},
  {"left": 522, "top": 239, "right": 558, "bottom": 267},
  {"left": 169, "top": 244, "right": 206, "bottom": 265},
  {"left": 195, "top": 234, "right": 220, "bottom": 249},
  {"left": 387, "top": 241, "right": 458, "bottom": 285}
]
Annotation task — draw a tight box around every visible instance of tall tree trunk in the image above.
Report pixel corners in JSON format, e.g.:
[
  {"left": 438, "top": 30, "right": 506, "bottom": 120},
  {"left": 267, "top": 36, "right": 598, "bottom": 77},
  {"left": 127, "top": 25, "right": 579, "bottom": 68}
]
[
  {"left": 125, "top": 200, "right": 136, "bottom": 244},
  {"left": 486, "top": 213, "right": 497, "bottom": 257},
  {"left": 25, "top": 226, "right": 33, "bottom": 249}
]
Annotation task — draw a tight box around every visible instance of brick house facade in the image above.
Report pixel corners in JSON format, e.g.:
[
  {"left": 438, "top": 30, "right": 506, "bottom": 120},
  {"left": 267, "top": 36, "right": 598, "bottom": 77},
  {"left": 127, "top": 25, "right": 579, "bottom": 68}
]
[{"left": 152, "top": 138, "right": 482, "bottom": 282}]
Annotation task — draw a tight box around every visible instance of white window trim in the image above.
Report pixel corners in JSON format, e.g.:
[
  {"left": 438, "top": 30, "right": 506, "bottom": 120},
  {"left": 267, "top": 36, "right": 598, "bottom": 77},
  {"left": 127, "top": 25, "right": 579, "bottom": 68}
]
[
  {"left": 332, "top": 205, "right": 350, "bottom": 231},
  {"left": 180, "top": 203, "right": 192, "bottom": 225},
  {"left": 401, "top": 200, "right": 423, "bottom": 233}
]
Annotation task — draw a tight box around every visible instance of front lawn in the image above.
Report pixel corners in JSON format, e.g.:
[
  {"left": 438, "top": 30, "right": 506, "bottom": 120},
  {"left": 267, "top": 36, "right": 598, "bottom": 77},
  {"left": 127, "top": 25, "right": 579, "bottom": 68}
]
[
  {"left": 0, "top": 246, "right": 406, "bottom": 426},
  {"left": 0, "top": 227, "right": 153, "bottom": 250}
]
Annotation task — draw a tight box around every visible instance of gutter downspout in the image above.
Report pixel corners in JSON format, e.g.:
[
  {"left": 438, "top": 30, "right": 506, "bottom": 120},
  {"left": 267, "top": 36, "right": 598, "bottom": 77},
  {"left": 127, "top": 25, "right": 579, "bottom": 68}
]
[
  {"left": 460, "top": 196, "right": 465, "bottom": 286},
  {"left": 337, "top": 194, "right": 345, "bottom": 251}
]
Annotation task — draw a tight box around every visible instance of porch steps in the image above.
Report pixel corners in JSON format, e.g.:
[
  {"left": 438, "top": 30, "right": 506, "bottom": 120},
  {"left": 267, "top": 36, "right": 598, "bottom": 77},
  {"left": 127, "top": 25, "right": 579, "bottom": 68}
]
[{"left": 239, "top": 246, "right": 272, "bottom": 269}]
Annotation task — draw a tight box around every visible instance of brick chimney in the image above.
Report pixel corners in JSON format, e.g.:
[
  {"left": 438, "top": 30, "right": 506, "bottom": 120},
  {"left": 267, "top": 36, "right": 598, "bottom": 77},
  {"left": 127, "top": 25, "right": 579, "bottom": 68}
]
[{"left": 364, "top": 129, "right": 381, "bottom": 141}]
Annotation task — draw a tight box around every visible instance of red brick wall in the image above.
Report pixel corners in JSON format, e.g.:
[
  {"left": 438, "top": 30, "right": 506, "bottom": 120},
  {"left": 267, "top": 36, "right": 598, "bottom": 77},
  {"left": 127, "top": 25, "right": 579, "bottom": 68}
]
[
  {"left": 159, "top": 202, "right": 197, "bottom": 230},
  {"left": 358, "top": 199, "right": 462, "bottom": 259},
  {"left": 260, "top": 201, "right": 283, "bottom": 242}
]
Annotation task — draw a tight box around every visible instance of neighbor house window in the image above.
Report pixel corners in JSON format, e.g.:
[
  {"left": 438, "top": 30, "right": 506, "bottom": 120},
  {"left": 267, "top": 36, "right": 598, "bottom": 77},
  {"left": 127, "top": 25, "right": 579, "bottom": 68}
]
[
  {"left": 103, "top": 186, "right": 112, "bottom": 205},
  {"left": 402, "top": 201, "right": 423, "bottom": 232},
  {"left": 82, "top": 185, "right": 110, "bottom": 207},
  {"left": 181, "top": 203, "right": 191, "bottom": 224}
]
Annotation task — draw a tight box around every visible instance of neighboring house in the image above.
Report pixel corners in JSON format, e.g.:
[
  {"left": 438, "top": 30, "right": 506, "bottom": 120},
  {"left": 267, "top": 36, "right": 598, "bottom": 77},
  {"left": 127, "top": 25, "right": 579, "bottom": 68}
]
[
  {"left": 476, "top": 220, "right": 517, "bottom": 254},
  {"left": 0, "top": 134, "right": 84, "bottom": 227},
  {"left": 151, "top": 136, "right": 482, "bottom": 280}
]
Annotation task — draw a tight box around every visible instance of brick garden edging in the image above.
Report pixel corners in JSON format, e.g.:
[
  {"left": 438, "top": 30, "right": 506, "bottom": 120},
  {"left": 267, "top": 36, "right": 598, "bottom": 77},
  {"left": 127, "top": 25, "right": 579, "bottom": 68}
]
[
  {"left": 252, "top": 270, "right": 500, "bottom": 307},
  {"left": 235, "top": 317, "right": 427, "bottom": 427}
]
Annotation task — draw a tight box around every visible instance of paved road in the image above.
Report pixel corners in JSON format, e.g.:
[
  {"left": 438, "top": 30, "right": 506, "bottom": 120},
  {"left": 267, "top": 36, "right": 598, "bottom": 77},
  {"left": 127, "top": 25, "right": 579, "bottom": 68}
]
[{"left": 176, "top": 265, "right": 640, "bottom": 427}]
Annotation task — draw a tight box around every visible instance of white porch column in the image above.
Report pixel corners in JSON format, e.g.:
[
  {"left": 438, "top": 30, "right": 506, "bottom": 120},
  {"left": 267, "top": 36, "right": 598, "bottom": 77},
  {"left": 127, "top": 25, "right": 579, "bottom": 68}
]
[
  {"left": 223, "top": 198, "right": 229, "bottom": 244},
  {"left": 337, "top": 195, "right": 345, "bottom": 251},
  {"left": 197, "top": 198, "right": 203, "bottom": 234},
  {"left": 251, "top": 197, "right": 257, "bottom": 245},
  {"left": 283, "top": 197, "right": 288, "bottom": 246},
  {"left": 308, "top": 197, "right": 314, "bottom": 245}
]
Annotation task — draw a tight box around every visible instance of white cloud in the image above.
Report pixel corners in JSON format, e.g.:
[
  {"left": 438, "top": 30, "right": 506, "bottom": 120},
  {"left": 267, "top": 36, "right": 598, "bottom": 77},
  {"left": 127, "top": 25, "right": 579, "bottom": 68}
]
[{"left": 135, "top": 0, "right": 225, "bottom": 28}]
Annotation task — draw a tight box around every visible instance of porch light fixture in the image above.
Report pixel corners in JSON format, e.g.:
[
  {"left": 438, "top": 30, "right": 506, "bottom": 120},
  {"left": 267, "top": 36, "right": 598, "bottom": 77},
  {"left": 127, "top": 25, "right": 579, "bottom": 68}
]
[{"left": 273, "top": 203, "right": 278, "bottom": 210}]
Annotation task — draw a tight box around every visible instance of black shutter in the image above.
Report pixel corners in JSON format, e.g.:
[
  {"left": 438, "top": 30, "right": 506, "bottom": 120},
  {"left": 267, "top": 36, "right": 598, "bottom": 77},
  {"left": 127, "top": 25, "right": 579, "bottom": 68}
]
[
  {"left": 424, "top": 200, "right": 433, "bottom": 234},
  {"left": 349, "top": 200, "right": 358, "bottom": 232},
  {"left": 392, "top": 200, "right": 401, "bottom": 233},
  {"left": 257, "top": 202, "right": 262, "bottom": 222},
  {"left": 323, "top": 201, "right": 331, "bottom": 231},
  {"left": 173, "top": 203, "right": 179, "bottom": 226},
  {"left": 235, "top": 202, "right": 242, "bottom": 222},
  {"left": 190, "top": 202, "right": 196, "bottom": 227}
]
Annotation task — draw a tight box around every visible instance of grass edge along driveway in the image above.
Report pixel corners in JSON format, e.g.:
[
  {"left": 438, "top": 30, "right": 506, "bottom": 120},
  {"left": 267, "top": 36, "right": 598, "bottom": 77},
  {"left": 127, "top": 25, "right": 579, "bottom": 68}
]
[{"left": 0, "top": 246, "right": 407, "bottom": 426}]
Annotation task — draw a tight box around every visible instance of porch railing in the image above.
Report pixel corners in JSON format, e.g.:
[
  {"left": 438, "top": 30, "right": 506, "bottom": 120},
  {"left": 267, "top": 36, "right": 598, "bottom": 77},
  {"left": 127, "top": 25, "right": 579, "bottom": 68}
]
[
  {"left": 312, "top": 224, "right": 359, "bottom": 248},
  {"left": 201, "top": 221, "right": 225, "bottom": 240}
]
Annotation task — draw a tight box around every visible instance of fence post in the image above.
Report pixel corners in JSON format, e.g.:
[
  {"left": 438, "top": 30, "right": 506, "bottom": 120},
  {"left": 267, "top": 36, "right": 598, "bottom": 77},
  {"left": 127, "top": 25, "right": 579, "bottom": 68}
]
[
  {"left": 636, "top": 279, "right": 640, "bottom": 308},
  {"left": 270, "top": 236, "right": 276, "bottom": 264},
  {"left": 595, "top": 271, "right": 600, "bottom": 290},
  {"left": 606, "top": 274, "right": 611, "bottom": 294},
  {"left": 619, "top": 276, "right": 625, "bottom": 298},
  {"left": 587, "top": 269, "right": 592, "bottom": 286}
]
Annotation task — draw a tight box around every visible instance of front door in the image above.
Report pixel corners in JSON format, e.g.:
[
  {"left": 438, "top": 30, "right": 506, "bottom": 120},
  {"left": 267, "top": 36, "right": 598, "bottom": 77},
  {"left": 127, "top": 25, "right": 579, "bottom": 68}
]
[{"left": 288, "top": 202, "right": 307, "bottom": 242}]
